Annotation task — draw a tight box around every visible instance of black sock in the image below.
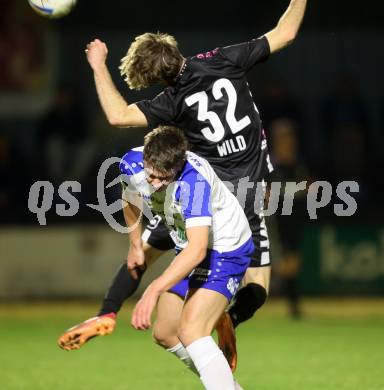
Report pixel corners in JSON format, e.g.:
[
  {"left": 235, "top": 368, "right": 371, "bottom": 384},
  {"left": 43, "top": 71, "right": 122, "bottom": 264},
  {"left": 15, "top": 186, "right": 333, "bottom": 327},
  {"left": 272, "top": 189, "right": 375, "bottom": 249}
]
[
  {"left": 228, "top": 283, "right": 267, "bottom": 328},
  {"left": 98, "top": 262, "right": 145, "bottom": 316}
]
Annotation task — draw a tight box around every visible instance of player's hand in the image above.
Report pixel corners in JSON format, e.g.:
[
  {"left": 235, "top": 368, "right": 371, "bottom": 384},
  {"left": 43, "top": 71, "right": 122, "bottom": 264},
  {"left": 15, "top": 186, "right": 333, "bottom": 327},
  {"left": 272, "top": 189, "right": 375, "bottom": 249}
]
[
  {"left": 131, "top": 283, "right": 160, "bottom": 330},
  {"left": 85, "top": 39, "right": 108, "bottom": 70},
  {"left": 127, "top": 246, "right": 146, "bottom": 280}
]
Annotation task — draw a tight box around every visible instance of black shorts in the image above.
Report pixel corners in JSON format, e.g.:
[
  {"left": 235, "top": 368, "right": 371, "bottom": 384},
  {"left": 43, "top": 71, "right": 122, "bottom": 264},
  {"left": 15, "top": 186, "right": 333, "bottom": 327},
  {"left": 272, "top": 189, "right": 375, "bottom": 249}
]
[
  {"left": 141, "top": 209, "right": 271, "bottom": 268},
  {"left": 245, "top": 210, "right": 271, "bottom": 267},
  {"left": 141, "top": 215, "right": 174, "bottom": 251}
]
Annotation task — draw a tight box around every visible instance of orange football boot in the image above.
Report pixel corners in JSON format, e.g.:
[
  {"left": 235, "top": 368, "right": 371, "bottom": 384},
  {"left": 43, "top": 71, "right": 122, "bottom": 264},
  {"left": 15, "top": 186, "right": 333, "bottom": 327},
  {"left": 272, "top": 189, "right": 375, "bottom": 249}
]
[{"left": 58, "top": 313, "right": 116, "bottom": 351}]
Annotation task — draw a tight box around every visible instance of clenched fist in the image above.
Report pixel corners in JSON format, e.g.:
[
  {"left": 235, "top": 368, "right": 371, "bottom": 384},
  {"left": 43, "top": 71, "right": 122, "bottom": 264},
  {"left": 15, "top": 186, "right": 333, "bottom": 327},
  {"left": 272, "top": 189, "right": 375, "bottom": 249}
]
[
  {"left": 85, "top": 39, "right": 108, "bottom": 70},
  {"left": 127, "top": 245, "right": 146, "bottom": 280}
]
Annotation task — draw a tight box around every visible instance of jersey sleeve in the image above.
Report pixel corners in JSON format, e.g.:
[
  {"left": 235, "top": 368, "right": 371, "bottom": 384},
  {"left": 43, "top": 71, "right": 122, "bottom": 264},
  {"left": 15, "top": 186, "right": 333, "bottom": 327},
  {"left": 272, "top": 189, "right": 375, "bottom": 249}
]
[
  {"left": 218, "top": 36, "right": 270, "bottom": 72},
  {"left": 119, "top": 149, "right": 144, "bottom": 201},
  {"left": 136, "top": 90, "right": 175, "bottom": 129},
  {"left": 177, "top": 171, "right": 212, "bottom": 228}
]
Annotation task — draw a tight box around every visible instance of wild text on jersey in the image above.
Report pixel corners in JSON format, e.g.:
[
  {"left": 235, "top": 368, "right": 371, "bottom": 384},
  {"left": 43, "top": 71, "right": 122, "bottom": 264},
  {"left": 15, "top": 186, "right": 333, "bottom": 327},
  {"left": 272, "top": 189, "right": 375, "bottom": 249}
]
[{"left": 217, "top": 135, "right": 246, "bottom": 157}]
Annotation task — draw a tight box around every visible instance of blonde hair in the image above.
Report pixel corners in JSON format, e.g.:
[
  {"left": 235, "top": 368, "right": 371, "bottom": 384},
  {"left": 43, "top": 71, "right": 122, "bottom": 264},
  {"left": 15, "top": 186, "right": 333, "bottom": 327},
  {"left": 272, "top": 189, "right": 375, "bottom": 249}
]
[{"left": 119, "top": 32, "right": 183, "bottom": 90}]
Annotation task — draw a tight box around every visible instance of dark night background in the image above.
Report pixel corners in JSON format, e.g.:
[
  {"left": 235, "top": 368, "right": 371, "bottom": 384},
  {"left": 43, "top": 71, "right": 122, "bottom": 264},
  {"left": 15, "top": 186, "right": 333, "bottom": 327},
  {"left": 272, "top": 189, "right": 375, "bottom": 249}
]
[{"left": 0, "top": 0, "right": 383, "bottom": 299}]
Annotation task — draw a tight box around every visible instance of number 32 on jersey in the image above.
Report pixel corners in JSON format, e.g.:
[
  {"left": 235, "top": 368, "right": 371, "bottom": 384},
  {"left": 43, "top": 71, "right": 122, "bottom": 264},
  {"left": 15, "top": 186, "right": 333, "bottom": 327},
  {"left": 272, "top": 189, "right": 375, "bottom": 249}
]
[{"left": 185, "top": 78, "right": 250, "bottom": 155}]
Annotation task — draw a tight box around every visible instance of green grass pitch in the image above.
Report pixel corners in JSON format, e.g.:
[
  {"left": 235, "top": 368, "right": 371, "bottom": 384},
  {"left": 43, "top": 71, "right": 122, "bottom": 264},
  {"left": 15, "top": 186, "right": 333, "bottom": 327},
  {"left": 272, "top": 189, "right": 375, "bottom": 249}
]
[{"left": 1, "top": 299, "right": 383, "bottom": 389}]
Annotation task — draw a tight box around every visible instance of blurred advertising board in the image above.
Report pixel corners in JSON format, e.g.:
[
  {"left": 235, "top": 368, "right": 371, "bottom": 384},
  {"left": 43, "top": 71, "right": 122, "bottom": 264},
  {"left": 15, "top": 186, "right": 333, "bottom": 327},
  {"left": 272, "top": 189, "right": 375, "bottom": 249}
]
[{"left": 300, "top": 225, "right": 384, "bottom": 295}]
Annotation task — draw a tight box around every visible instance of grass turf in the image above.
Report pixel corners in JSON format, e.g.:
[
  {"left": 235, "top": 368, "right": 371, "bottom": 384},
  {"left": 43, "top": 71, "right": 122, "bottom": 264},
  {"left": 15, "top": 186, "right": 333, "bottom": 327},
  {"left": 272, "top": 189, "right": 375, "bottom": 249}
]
[{"left": 0, "top": 299, "right": 383, "bottom": 390}]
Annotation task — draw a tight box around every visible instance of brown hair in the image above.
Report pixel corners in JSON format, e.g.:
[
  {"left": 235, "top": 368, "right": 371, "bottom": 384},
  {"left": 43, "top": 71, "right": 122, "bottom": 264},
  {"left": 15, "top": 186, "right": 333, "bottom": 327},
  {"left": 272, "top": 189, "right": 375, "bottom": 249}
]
[
  {"left": 119, "top": 32, "right": 184, "bottom": 90},
  {"left": 143, "top": 126, "right": 188, "bottom": 173}
]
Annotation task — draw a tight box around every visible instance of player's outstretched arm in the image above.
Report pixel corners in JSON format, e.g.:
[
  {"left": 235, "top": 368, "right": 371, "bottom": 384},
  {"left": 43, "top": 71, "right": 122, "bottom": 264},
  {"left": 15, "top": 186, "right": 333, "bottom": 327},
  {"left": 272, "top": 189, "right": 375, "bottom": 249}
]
[
  {"left": 131, "top": 226, "right": 209, "bottom": 330},
  {"left": 122, "top": 194, "right": 146, "bottom": 279},
  {"left": 85, "top": 39, "right": 148, "bottom": 128},
  {"left": 265, "top": 0, "right": 307, "bottom": 53},
  {"left": 151, "top": 226, "right": 209, "bottom": 293}
]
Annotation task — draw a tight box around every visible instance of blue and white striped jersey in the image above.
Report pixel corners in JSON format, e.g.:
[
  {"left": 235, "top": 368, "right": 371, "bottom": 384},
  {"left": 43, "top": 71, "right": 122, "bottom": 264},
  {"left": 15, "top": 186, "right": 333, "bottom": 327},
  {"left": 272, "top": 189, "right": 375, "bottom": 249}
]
[{"left": 120, "top": 147, "right": 251, "bottom": 252}]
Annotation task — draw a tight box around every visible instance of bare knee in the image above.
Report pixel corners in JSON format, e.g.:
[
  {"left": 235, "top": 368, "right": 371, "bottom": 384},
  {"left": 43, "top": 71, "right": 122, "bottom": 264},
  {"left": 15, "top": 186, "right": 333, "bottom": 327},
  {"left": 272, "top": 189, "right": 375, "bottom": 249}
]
[
  {"left": 152, "top": 323, "right": 179, "bottom": 349},
  {"left": 177, "top": 321, "right": 208, "bottom": 347}
]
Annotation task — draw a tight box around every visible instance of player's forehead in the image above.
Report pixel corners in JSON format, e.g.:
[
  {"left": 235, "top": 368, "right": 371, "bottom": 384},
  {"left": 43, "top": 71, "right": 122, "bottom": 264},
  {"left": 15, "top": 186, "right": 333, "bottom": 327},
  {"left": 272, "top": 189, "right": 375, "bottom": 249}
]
[{"left": 144, "top": 161, "right": 173, "bottom": 178}]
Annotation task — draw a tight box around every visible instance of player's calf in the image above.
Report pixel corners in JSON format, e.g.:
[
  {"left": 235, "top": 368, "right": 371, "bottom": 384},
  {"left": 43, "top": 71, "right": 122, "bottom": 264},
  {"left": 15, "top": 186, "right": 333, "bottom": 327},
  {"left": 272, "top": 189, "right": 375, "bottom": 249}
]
[
  {"left": 228, "top": 282, "right": 267, "bottom": 327},
  {"left": 216, "top": 312, "right": 237, "bottom": 372},
  {"left": 228, "top": 265, "right": 270, "bottom": 328}
]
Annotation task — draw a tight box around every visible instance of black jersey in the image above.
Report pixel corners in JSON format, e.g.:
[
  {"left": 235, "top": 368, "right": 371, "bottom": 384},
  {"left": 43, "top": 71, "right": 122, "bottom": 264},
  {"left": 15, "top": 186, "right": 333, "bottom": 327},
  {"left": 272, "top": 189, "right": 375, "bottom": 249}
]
[{"left": 136, "top": 36, "right": 272, "bottom": 183}]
